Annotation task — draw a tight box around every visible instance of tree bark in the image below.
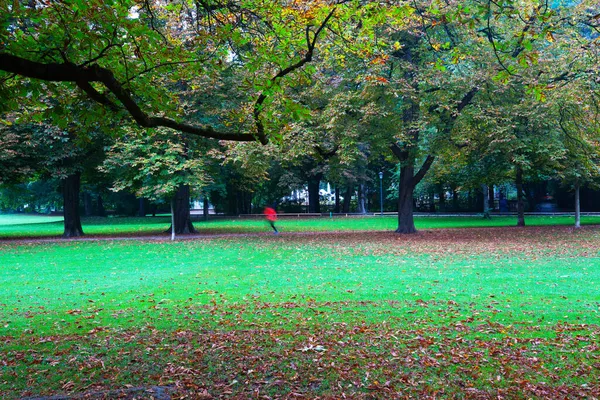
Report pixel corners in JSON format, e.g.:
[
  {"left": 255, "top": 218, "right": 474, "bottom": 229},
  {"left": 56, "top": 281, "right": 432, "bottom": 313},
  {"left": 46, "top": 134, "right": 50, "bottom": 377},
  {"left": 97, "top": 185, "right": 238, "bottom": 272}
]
[
  {"left": 396, "top": 165, "right": 417, "bottom": 233},
  {"left": 334, "top": 186, "right": 340, "bottom": 213},
  {"left": 83, "top": 192, "right": 92, "bottom": 216},
  {"left": 429, "top": 189, "right": 436, "bottom": 213},
  {"left": 439, "top": 187, "right": 446, "bottom": 212},
  {"left": 342, "top": 186, "right": 352, "bottom": 213},
  {"left": 96, "top": 194, "right": 105, "bottom": 217},
  {"left": 575, "top": 183, "right": 581, "bottom": 229},
  {"left": 138, "top": 198, "right": 146, "bottom": 217},
  {"left": 62, "top": 172, "right": 84, "bottom": 238},
  {"left": 516, "top": 167, "right": 525, "bottom": 227},
  {"left": 488, "top": 185, "right": 495, "bottom": 210},
  {"left": 482, "top": 184, "right": 491, "bottom": 219},
  {"left": 307, "top": 175, "right": 322, "bottom": 213},
  {"left": 166, "top": 184, "right": 196, "bottom": 234},
  {"left": 357, "top": 184, "right": 367, "bottom": 214},
  {"left": 203, "top": 197, "right": 209, "bottom": 221},
  {"left": 452, "top": 188, "right": 459, "bottom": 211}
]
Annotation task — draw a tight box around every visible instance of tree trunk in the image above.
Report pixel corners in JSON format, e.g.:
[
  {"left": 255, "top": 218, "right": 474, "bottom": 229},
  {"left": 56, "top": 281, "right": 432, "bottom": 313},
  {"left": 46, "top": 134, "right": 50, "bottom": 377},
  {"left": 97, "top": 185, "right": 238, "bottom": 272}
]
[
  {"left": 439, "top": 187, "right": 446, "bottom": 212},
  {"left": 452, "top": 188, "right": 459, "bottom": 211},
  {"left": 488, "top": 185, "right": 495, "bottom": 210},
  {"left": 334, "top": 186, "right": 340, "bottom": 213},
  {"left": 429, "top": 189, "right": 436, "bottom": 213},
  {"left": 516, "top": 167, "right": 525, "bottom": 227},
  {"left": 396, "top": 165, "right": 417, "bottom": 233},
  {"left": 83, "top": 192, "right": 92, "bottom": 216},
  {"left": 203, "top": 197, "right": 209, "bottom": 221},
  {"left": 482, "top": 184, "right": 491, "bottom": 219},
  {"left": 62, "top": 172, "right": 84, "bottom": 238},
  {"left": 342, "top": 185, "right": 352, "bottom": 213},
  {"left": 166, "top": 184, "right": 196, "bottom": 234},
  {"left": 357, "top": 183, "right": 367, "bottom": 214},
  {"left": 307, "top": 175, "right": 322, "bottom": 213},
  {"left": 575, "top": 183, "right": 581, "bottom": 229},
  {"left": 138, "top": 198, "right": 146, "bottom": 217},
  {"left": 96, "top": 194, "right": 105, "bottom": 217}
]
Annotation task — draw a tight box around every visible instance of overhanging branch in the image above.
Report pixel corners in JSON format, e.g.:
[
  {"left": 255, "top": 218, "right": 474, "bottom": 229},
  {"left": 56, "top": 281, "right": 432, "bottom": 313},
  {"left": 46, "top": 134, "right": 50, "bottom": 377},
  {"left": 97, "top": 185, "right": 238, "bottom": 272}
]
[{"left": 0, "top": 7, "right": 337, "bottom": 144}]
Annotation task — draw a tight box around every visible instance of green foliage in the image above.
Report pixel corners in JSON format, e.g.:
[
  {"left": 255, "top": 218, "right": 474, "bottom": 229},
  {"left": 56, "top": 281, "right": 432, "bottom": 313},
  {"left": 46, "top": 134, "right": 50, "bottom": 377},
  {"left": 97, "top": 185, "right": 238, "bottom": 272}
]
[{"left": 101, "top": 130, "right": 209, "bottom": 201}]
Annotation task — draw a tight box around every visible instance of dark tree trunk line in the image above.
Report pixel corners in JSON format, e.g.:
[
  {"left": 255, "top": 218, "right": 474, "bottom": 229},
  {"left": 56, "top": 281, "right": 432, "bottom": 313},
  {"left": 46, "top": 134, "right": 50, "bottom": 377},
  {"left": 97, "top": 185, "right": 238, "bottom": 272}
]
[
  {"left": 307, "top": 173, "right": 323, "bottom": 213},
  {"left": 342, "top": 186, "right": 352, "bottom": 213},
  {"left": 516, "top": 166, "right": 525, "bottom": 227},
  {"left": 84, "top": 192, "right": 92, "bottom": 217},
  {"left": 138, "top": 198, "right": 146, "bottom": 217},
  {"left": 357, "top": 184, "right": 367, "bottom": 214},
  {"left": 97, "top": 194, "right": 106, "bottom": 217},
  {"left": 392, "top": 142, "right": 435, "bottom": 234},
  {"left": 334, "top": 187, "right": 341, "bottom": 213},
  {"left": 166, "top": 184, "right": 196, "bottom": 234},
  {"left": 575, "top": 182, "right": 581, "bottom": 229},
  {"left": 203, "top": 197, "right": 209, "bottom": 221},
  {"left": 396, "top": 165, "right": 417, "bottom": 233},
  {"left": 62, "top": 172, "right": 84, "bottom": 238}
]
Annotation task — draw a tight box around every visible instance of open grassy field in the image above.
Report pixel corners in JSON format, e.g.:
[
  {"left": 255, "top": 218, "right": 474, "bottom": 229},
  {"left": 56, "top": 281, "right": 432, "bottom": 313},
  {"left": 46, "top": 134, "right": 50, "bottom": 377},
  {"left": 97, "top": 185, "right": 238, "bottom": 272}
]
[
  {"left": 1, "top": 213, "right": 600, "bottom": 238},
  {"left": 1, "top": 225, "right": 599, "bottom": 398}
]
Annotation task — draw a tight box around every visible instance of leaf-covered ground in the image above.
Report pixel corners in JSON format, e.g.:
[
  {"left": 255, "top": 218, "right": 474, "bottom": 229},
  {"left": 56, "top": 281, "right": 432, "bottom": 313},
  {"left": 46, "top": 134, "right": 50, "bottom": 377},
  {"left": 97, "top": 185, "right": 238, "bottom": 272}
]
[
  {"left": 1, "top": 213, "right": 599, "bottom": 239},
  {"left": 1, "top": 226, "right": 600, "bottom": 398}
]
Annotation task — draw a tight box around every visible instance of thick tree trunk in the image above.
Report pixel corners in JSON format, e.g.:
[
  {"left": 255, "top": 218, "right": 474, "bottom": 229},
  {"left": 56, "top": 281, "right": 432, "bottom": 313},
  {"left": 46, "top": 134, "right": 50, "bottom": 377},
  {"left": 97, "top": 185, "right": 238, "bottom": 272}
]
[
  {"left": 96, "top": 194, "right": 105, "bottom": 217},
  {"left": 334, "top": 187, "right": 340, "bottom": 213},
  {"left": 396, "top": 165, "right": 417, "bottom": 233},
  {"left": 516, "top": 167, "right": 525, "bottom": 227},
  {"left": 488, "top": 185, "right": 495, "bottom": 210},
  {"left": 138, "top": 198, "right": 146, "bottom": 217},
  {"left": 166, "top": 184, "right": 196, "bottom": 234},
  {"left": 575, "top": 183, "right": 581, "bottom": 229},
  {"left": 482, "top": 184, "right": 491, "bottom": 219},
  {"left": 439, "top": 187, "right": 446, "bottom": 212},
  {"left": 357, "top": 184, "right": 367, "bottom": 214},
  {"left": 452, "top": 188, "right": 459, "bottom": 211},
  {"left": 62, "top": 172, "right": 84, "bottom": 238},
  {"left": 203, "top": 197, "right": 209, "bottom": 221},
  {"left": 83, "top": 192, "right": 92, "bottom": 216},
  {"left": 307, "top": 175, "right": 322, "bottom": 213},
  {"left": 342, "top": 186, "right": 352, "bottom": 213}
]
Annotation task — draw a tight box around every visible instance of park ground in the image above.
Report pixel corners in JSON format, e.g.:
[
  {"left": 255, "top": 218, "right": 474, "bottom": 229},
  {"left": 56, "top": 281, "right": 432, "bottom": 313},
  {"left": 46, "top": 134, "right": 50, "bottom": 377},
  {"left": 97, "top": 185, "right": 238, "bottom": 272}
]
[{"left": 1, "top": 215, "right": 599, "bottom": 398}]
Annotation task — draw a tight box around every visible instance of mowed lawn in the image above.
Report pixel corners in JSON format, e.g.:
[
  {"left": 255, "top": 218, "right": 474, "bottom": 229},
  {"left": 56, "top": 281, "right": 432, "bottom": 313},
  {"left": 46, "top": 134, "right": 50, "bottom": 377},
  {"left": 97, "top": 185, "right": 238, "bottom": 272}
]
[
  {"left": 1, "top": 213, "right": 600, "bottom": 238},
  {"left": 1, "top": 226, "right": 599, "bottom": 398}
]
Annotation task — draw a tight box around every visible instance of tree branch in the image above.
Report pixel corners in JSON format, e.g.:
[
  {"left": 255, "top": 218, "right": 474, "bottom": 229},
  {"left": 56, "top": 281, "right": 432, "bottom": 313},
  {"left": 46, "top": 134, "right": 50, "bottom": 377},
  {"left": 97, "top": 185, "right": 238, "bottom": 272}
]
[
  {"left": 1, "top": 3, "right": 335, "bottom": 146},
  {"left": 412, "top": 154, "right": 435, "bottom": 186},
  {"left": 253, "top": 7, "right": 336, "bottom": 144}
]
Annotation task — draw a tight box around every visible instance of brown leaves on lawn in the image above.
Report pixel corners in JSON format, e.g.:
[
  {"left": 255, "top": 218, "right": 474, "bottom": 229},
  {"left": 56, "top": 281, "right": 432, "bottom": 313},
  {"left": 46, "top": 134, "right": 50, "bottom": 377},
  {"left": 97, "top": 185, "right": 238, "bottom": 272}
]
[{"left": 4, "top": 321, "right": 600, "bottom": 399}]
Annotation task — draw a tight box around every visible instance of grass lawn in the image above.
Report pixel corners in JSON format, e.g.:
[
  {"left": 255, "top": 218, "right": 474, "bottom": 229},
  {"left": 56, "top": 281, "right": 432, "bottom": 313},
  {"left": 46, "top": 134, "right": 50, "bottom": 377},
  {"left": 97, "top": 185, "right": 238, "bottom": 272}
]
[
  {"left": 1, "top": 213, "right": 599, "bottom": 238},
  {"left": 1, "top": 226, "right": 599, "bottom": 398}
]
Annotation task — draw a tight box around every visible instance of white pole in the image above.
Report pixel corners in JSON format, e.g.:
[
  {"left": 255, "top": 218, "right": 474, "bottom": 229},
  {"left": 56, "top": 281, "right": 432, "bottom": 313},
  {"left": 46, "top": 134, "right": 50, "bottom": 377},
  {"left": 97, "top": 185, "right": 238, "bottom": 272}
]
[
  {"left": 575, "top": 183, "right": 581, "bottom": 229},
  {"left": 171, "top": 199, "right": 176, "bottom": 241}
]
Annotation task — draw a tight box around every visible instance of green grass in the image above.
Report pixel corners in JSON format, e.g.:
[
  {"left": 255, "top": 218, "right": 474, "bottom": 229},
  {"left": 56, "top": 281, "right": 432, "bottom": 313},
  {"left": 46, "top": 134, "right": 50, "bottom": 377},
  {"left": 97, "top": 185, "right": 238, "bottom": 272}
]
[
  {"left": 1, "top": 213, "right": 599, "bottom": 238},
  {"left": 1, "top": 227, "right": 600, "bottom": 398}
]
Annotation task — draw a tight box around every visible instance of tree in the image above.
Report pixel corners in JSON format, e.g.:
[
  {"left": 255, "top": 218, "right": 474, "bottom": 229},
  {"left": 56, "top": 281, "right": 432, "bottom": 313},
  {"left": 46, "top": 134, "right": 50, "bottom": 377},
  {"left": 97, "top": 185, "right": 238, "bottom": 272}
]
[
  {"left": 1, "top": 1, "right": 338, "bottom": 144},
  {"left": 101, "top": 129, "right": 211, "bottom": 235}
]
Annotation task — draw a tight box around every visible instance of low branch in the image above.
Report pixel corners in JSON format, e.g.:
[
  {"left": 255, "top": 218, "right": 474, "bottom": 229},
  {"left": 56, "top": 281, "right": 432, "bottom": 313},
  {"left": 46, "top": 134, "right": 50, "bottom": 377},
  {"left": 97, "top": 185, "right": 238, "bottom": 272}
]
[
  {"left": 0, "top": 6, "right": 336, "bottom": 144},
  {"left": 412, "top": 155, "right": 435, "bottom": 186}
]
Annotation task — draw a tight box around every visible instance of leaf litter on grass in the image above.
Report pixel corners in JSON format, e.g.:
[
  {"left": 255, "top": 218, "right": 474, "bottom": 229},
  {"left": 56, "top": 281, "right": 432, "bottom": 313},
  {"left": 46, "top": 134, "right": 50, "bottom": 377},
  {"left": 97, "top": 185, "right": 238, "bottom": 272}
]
[{"left": 1, "top": 225, "right": 600, "bottom": 398}]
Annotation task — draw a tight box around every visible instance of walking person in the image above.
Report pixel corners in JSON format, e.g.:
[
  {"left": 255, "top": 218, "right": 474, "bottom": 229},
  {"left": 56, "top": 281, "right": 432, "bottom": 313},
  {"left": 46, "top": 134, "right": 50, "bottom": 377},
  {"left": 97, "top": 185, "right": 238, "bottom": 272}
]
[{"left": 263, "top": 203, "right": 279, "bottom": 234}]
